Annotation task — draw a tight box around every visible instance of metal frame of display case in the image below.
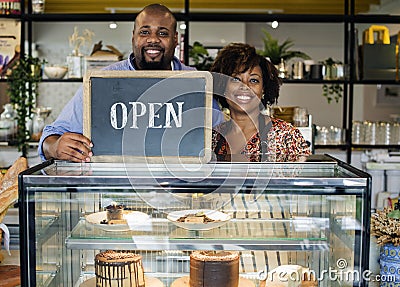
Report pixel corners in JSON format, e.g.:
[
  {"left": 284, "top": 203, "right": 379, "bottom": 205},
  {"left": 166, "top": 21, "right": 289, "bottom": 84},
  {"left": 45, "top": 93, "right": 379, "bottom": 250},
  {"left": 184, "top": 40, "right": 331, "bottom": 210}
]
[{"left": 19, "top": 155, "right": 371, "bottom": 287}]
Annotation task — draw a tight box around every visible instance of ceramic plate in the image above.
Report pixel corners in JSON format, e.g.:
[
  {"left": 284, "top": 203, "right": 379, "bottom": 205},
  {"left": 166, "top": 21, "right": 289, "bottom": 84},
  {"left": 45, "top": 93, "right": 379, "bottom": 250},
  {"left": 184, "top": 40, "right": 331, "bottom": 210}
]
[
  {"left": 167, "top": 209, "right": 230, "bottom": 231},
  {"left": 85, "top": 210, "right": 150, "bottom": 232}
]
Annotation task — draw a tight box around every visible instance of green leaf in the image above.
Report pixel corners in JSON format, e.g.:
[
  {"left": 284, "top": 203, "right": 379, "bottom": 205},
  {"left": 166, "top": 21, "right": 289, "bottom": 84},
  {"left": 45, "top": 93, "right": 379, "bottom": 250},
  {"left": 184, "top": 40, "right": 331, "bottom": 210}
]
[
  {"left": 321, "top": 83, "right": 342, "bottom": 104},
  {"left": 189, "top": 41, "right": 214, "bottom": 71},
  {"left": 257, "top": 29, "right": 310, "bottom": 65},
  {"left": 6, "top": 55, "right": 44, "bottom": 154}
]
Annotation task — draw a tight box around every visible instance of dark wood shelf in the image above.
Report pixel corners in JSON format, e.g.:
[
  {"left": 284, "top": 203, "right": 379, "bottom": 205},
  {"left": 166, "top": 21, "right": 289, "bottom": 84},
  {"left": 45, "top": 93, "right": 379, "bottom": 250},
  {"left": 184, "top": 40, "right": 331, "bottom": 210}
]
[
  {"left": 315, "top": 144, "right": 400, "bottom": 151},
  {"left": 283, "top": 79, "right": 347, "bottom": 84},
  {"left": 187, "top": 13, "right": 346, "bottom": 23},
  {"left": 353, "top": 80, "right": 400, "bottom": 85},
  {"left": 0, "top": 141, "right": 39, "bottom": 147},
  {"left": 0, "top": 14, "right": 21, "bottom": 19},
  {"left": 315, "top": 144, "right": 348, "bottom": 150},
  {"left": 23, "top": 13, "right": 139, "bottom": 22},
  {"left": 353, "top": 14, "right": 400, "bottom": 24},
  {"left": 22, "top": 12, "right": 400, "bottom": 24},
  {"left": 21, "top": 12, "right": 348, "bottom": 23},
  {"left": 2, "top": 78, "right": 82, "bottom": 83},
  {"left": 42, "top": 78, "right": 82, "bottom": 82},
  {"left": 352, "top": 144, "right": 400, "bottom": 150}
]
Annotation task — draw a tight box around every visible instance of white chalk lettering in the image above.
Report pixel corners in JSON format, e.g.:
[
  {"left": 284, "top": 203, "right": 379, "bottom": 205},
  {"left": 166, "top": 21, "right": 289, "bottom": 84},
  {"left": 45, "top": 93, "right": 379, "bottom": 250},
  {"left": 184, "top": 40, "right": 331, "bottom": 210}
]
[
  {"left": 148, "top": 103, "right": 163, "bottom": 128},
  {"left": 165, "top": 102, "right": 184, "bottom": 128},
  {"left": 129, "top": 102, "right": 147, "bottom": 129},
  {"left": 110, "top": 102, "right": 127, "bottom": 129},
  {"left": 109, "top": 101, "right": 184, "bottom": 130}
]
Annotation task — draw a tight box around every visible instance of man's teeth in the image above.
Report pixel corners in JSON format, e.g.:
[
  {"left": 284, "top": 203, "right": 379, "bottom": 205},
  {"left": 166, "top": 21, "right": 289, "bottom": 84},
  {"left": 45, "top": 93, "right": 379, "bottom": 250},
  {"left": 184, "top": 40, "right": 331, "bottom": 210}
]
[
  {"left": 147, "top": 50, "right": 159, "bottom": 54},
  {"left": 237, "top": 95, "right": 251, "bottom": 100}
]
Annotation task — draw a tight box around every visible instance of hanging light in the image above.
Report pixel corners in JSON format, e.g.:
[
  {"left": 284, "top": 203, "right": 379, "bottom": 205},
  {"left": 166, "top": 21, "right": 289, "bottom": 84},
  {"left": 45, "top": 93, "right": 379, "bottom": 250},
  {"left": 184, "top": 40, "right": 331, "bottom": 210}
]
[
  {"left": 179, "top": 23, "right": 187, "bottom": 30},
  {"left": 109, "top": 21, "right": 118, "bottom": 29}
]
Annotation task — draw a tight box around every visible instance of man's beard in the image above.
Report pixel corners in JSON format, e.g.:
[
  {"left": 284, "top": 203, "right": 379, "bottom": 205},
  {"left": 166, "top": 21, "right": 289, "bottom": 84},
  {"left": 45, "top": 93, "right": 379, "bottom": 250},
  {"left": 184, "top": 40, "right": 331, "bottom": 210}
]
[
  {"left": 139, "top": 47, "right": 167, "bottom": 70},
  {"left": 140, "top": 58, "right": 165, "bottom": 70}
]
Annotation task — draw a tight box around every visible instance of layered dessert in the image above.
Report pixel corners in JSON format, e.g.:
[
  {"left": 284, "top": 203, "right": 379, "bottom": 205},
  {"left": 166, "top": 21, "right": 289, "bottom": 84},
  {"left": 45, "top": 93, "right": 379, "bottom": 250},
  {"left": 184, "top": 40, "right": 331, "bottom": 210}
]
[
  {"left": 177, "top": 211, "right": 216, "bottom": 223},
  {"left": 100, "top": 203, "right": 126, "bottom": 225},
  {"left": 106, "top": 203, "right": 124, "bottom": 221},
  {"left": 95, "top": 250, "right": 145, "bottom": 287},
  {"left": 189, "top": 250, "right": 239, "bottom": 287}
]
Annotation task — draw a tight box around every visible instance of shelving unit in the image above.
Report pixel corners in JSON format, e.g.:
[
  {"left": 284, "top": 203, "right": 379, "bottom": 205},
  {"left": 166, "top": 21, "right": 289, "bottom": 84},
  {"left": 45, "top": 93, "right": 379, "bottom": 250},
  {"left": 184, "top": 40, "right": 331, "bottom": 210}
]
[{"left": 1, "top": 0, "right": 400, "bottom": 162}]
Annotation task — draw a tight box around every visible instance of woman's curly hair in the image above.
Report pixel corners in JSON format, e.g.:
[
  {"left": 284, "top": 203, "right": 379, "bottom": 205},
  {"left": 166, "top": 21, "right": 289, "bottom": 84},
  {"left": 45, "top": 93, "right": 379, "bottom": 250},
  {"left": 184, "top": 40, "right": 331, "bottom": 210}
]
[{"left": 210, "top": 42, "right": 282, "bottom": 109}]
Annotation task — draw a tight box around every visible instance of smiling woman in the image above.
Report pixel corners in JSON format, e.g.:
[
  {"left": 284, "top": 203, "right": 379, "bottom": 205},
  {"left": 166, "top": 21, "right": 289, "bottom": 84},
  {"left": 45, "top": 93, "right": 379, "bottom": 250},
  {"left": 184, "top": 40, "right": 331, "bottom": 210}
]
[{"left": 210, "top": 43, "right": 311, "bottom": 162}]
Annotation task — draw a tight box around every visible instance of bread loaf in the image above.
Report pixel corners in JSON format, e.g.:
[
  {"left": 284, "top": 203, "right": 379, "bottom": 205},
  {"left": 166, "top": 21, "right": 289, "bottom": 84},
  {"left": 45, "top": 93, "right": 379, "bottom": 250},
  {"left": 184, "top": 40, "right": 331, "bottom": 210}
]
[
  {"left": 0, "top": 208, "right": 7, "bottom": 263},
  {"left": 0, "top": 157, "right": 28, "bottom": 215},
  {"left": 0, "top": 186, "right": 19, "bottom": 216},
  {"left": 0, "top": 229, "right": 3, "bottom": 263},
  {"left": 0, "top": 157, "right": 27, "bottom": 191}
]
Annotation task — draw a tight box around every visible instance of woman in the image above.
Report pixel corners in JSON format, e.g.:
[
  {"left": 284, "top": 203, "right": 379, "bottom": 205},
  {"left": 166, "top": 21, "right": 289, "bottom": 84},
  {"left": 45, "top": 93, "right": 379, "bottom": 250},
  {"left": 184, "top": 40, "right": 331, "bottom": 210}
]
[{"left": 210, "top": 43, "right": 311, "bottom": 162}]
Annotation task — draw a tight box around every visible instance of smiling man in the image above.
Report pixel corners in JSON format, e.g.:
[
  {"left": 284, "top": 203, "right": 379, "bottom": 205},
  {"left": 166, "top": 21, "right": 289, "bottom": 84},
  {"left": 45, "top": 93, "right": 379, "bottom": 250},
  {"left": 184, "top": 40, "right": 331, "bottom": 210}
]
[
  {"left": 132, "top": 4, "right": 178, "bottom": 70},
  {"left": 38, "top": 4, "right": 224, "bottom": 163}
]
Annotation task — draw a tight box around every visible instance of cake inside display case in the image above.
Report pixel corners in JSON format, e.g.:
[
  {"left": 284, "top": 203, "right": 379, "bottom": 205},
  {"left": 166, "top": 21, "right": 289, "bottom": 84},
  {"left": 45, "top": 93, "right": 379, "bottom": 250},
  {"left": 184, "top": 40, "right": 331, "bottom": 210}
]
[
  {"left": 81, "top": 250, "right": 164, "bottom": 287},
  {"left": 171, "top": 250, "right": 254, "bottom": 287},
  {"left": 167, "top": 209, "right": 231, "bottom": 231}
]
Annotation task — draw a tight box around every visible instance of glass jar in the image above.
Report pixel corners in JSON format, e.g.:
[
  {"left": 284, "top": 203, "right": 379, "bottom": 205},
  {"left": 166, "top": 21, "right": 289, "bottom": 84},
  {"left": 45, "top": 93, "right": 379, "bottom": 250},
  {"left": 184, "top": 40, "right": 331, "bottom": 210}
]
[
  {"left": 377, "top": 121, "right": 391, "bottom": 145},
  {"left": 31, "top": 0, "right": 45, "bottom": 13},
  {"left": 30, "top": 107, "right": 52, "bottom": 141},
  {"left": 0, "top": 103, "right": 17, "bottom": 141},
  {"left": 315, "top": 126, "right": 329, "bottom": 145},
  {"left": 391, "top": 122, "right": 400, "bottom": 145},
  {"left": 293, "top": 107, "right": 308, "bottom": 127},
  {"left": 364, "top": 121, "right": 377, "bottom": 145},
  {"left": 67, "top": 53, "right": 83, "bottom": 79},
  {"left": 329, "top": 126, "right": 344, "bottom": 144},
  {"left": 352, "top": 121, "right": 363, "bottom": 144}
]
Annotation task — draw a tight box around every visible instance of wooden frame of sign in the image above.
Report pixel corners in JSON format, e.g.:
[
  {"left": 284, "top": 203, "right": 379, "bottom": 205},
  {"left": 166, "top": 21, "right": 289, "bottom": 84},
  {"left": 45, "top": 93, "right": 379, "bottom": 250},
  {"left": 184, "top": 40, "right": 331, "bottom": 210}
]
[{"left": 83, "top": 70, "right": 213, "bottom": 163}]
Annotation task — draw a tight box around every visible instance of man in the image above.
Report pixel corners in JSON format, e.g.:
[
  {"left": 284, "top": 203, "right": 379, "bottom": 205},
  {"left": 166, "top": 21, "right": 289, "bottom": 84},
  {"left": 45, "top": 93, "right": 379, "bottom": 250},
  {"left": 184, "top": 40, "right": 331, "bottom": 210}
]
[{"left": 39, "top": 4, "right": 223, "bottom": 162}]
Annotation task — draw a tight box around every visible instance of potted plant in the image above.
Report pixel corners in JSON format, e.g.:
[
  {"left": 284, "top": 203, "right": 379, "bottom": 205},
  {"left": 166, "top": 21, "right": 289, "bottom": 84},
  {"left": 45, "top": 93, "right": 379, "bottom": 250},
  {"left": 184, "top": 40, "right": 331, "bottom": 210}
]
[
  {"left": 189, "top": 41, "right": 215, "bottom": 71},
  {"left": 371, "top": 205, "right": 400, "bottom": 284},
  {"left": 67, "top": 26, "right": 95, "bottom": 78},
  {"left": 7, "top": 54, "right": 44, "bottom": 156},
  {"left": 322, "top": 83, "right": 343, "bottom": 103},
  {"left": 321, "top": 58, "right": 344, "bottom": 103},
  {"left": 257, "top": 29, "right": 310, "bottom": 66}
]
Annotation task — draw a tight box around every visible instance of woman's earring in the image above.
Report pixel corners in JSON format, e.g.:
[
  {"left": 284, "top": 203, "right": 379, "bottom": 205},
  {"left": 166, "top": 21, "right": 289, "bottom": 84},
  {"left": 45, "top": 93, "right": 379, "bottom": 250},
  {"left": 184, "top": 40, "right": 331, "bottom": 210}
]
[
  {"left": 262, "top": 94, "right": 265, "bottom": 99},
  {"left": 264, "top": 103, "right": 273, "bottom": 116}
]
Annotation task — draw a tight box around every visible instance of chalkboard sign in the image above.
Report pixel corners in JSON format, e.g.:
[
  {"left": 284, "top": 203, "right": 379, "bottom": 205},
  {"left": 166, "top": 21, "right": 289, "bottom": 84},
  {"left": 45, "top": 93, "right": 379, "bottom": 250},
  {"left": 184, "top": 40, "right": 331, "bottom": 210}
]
[{"left": 83, "top": 70, "right": 213, "bottom": 163}]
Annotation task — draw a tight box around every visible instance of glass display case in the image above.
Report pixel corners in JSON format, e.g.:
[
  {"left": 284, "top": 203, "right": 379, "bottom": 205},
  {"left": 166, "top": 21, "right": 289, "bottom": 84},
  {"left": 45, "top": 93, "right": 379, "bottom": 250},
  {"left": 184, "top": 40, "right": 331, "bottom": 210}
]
[{"left": 19, "top": 155, "right": 371, "bottom": 287}]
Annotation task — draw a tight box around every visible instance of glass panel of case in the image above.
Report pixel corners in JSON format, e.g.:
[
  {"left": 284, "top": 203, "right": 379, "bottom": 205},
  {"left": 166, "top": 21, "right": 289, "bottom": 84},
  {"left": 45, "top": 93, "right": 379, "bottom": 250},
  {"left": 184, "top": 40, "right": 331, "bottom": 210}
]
[{"left": 20, "top": 156, "right": 369, "bottom": 287}]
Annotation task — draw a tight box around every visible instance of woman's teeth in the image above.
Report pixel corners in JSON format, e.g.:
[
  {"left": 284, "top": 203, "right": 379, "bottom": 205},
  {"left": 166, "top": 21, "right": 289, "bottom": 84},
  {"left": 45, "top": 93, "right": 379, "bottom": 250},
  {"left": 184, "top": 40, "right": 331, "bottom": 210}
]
[{"left": 236, "top": 95, "right": 251, "bottom": 100}]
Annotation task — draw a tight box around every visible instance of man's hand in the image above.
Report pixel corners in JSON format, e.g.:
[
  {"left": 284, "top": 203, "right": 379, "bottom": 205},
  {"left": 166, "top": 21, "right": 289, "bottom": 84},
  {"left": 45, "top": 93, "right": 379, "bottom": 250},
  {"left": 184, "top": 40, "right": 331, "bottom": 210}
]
[{"left": 42, "top": 133, "right": 93, "bottom": 162}]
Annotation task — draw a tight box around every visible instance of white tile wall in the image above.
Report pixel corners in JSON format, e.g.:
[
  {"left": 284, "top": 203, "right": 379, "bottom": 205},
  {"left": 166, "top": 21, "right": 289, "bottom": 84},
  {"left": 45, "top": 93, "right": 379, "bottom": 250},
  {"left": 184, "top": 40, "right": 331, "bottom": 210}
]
[{"left": 37, "top": 82, "right": 81, "bottom": 122}]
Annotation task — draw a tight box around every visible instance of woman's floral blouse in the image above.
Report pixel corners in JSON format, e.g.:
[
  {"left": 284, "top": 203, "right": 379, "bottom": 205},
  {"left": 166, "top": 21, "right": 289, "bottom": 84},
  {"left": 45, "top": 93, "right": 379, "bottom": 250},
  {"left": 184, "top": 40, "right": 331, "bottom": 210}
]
[{"left": 212, "top": 117, "right": 311, "bottom": 162}]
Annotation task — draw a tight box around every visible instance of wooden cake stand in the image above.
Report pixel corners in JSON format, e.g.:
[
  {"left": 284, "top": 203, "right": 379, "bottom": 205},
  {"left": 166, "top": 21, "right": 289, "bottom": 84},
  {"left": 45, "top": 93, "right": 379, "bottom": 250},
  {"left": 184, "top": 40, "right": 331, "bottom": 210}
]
[
  {"left": 171, "top": 276, "right": 255, "bottom": 287},
  {"left": 80, "top": 276, "right": 164, "bottom": 287},
  {"left": 0, "top": 265, "right": 21, "bottom": 287}
]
